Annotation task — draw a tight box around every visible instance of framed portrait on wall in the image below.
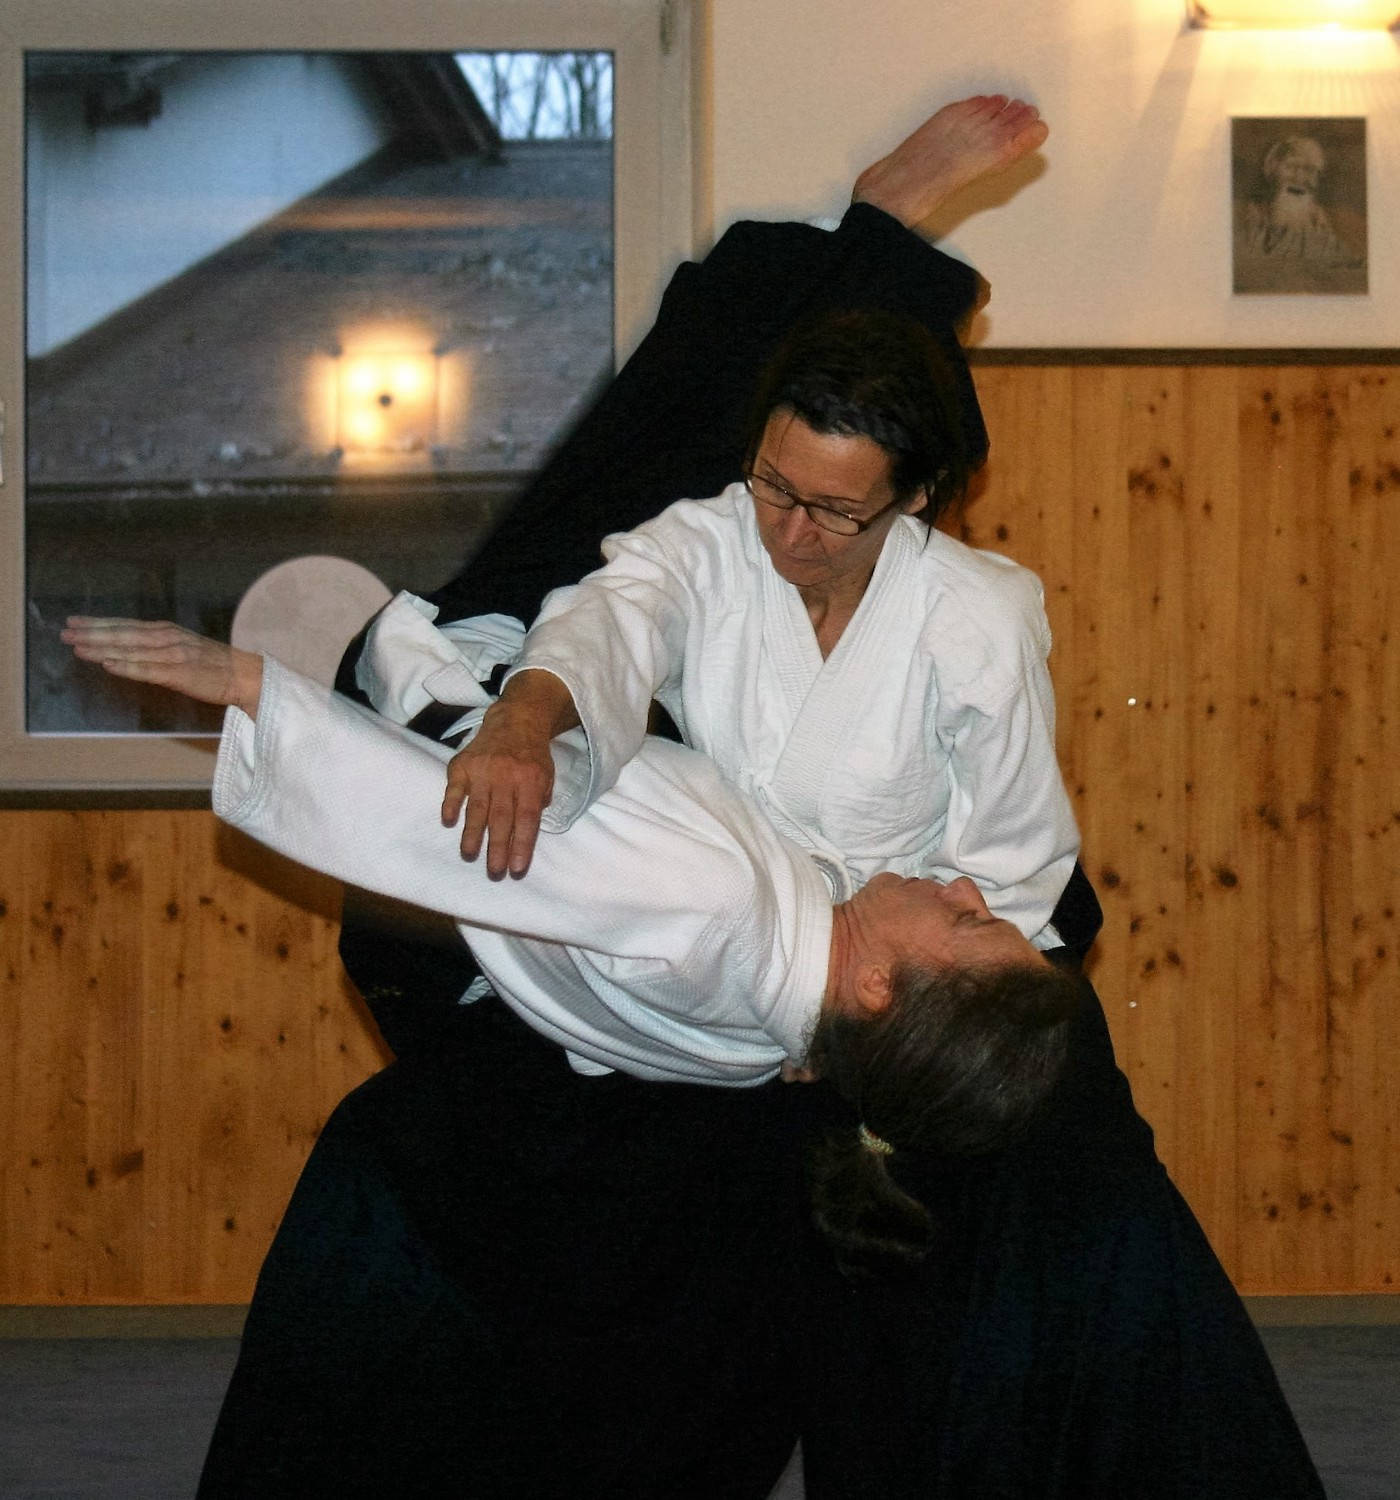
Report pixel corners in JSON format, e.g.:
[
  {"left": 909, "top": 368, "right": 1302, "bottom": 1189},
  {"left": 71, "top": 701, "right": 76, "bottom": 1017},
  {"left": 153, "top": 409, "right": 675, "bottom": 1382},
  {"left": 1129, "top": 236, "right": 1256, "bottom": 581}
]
[{"left": 1231, "top": 116, "right": 1367, "bottom": 296}]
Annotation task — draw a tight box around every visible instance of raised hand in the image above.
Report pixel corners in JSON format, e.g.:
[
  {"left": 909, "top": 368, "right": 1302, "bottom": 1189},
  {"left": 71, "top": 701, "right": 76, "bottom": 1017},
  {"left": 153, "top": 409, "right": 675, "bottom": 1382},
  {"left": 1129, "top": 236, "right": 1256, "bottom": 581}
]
[{"left": 61, "top": 617, "right": 264, "bottom": 717}]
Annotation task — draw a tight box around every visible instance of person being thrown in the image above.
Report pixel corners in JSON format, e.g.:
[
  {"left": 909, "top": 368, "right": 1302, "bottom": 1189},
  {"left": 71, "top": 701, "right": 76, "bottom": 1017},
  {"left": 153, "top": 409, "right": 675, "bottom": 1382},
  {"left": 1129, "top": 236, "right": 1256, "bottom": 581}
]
[{"left": 62, "top": 613, "right": 1079, "bottom": 1257}]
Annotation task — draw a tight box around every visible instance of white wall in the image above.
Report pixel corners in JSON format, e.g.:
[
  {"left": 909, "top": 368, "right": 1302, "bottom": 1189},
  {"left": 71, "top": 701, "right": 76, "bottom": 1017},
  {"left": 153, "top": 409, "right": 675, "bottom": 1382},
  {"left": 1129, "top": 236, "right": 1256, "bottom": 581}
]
[
  {"left": 27, "top": 53, "right": 395, "bottom": 356},
  {"left": 707, "top": 1, "right": 1400, "bottom": 347}
]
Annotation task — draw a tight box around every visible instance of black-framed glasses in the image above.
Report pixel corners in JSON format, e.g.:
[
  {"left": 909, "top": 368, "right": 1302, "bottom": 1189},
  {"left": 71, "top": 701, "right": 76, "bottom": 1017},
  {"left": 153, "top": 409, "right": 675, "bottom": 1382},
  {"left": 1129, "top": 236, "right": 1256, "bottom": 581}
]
[{"left": 743, "top": 471, "right": 904, "bottom": 537}]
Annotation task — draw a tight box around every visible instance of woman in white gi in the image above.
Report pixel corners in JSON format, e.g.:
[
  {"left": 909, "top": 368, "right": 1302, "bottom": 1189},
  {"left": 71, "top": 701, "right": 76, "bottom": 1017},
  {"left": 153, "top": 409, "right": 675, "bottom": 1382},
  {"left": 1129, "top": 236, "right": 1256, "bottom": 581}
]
[{"left": 442, "top": 305, "right": 1080, "bottom": 961}]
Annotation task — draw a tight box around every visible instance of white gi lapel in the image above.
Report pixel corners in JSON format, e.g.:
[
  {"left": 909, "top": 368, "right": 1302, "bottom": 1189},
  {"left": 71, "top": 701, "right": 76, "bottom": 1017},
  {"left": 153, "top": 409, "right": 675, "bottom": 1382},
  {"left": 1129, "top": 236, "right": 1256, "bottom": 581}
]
[
  {"left": 756, "top": 533, "right": 825, "bottom": 721},
  {"left": 765, "top": 519, "right": 921, "bottom": 836}
]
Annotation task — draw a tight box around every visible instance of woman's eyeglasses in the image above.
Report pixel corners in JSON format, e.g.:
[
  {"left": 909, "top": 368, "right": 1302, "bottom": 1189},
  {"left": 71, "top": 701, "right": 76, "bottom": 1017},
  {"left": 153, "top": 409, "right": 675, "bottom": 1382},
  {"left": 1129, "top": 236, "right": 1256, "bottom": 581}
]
[{"left": 743, "top": 472, "right": 903, "bottom": 537}]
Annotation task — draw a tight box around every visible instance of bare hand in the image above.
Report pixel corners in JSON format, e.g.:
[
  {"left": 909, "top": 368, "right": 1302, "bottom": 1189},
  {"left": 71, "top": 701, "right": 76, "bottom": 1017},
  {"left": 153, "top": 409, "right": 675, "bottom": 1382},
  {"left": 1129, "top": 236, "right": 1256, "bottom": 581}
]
[
  {"left": 440, "top": 670, "right": 580, "bottom": 877},
  {"left": 441, "top": 699, "right": 558, "bottom": 877},
  {"left": 62, "top": 617, "right": 263, "bottom": 716}
]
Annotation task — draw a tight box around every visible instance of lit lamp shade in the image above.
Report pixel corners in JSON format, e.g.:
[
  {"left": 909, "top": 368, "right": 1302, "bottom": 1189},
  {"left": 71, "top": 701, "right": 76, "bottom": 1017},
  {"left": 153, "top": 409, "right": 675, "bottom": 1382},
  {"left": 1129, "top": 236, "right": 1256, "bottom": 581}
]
[
  {"left": 337, "top": 351, "right": 440, "bottom": 453},
  {"left": 1189, "top": 0, "right": 1399, "bottom": 24}
]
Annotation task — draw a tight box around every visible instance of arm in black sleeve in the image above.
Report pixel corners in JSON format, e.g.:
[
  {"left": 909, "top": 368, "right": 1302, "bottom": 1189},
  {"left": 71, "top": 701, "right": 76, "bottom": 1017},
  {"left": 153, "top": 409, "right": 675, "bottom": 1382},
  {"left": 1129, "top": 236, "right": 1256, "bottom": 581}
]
[
  {"left": 416, "top": 202, "right": 988, "bottom": 629},
  {"left": 338, "top": 203, "right": 985, "bottom": 696}
]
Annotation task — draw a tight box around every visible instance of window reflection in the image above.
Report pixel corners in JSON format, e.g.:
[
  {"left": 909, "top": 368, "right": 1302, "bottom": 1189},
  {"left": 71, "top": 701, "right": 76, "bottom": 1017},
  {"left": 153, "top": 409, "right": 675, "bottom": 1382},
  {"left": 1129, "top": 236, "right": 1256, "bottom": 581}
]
[{"left": 25, "top": 50, "right": 613, "bottom": 733}]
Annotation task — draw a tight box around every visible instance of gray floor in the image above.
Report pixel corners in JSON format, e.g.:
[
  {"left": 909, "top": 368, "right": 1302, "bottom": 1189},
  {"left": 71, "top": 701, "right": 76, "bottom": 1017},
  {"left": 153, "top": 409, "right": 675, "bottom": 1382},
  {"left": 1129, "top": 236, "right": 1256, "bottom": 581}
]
[{"left": 1, "top": 1324, "right": 1396, "bottom": 1498}]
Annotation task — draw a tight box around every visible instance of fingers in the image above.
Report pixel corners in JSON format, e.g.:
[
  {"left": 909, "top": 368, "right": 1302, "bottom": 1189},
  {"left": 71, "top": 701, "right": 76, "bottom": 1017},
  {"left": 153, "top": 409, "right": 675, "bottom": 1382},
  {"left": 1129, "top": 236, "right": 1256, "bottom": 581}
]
[
  {"left": 63, "top": 617, "right": 184, "bottom": 660},
  {"left": 62, "top": 617, "right": 202, "bottom": 672},
  {"left": 484, "top": 793, "right": 519, "bottom": 879},
  {"left": 442, "top": 735, "right": 552, "bottom": 878},
  {"left": 458, "top": 782, "right": 545, "bottom": 878},
  {"left": 61, "top": 616, "right": 246, "bottom": 708},
  {"left": 441, "top": 756, "right": 471, "bottom": 830},
  {"left": 507, "top": 801, "right": 543, "bottom": 879},
  {"left": 460, "top": 781, "right": 492, "bottom": 862}
]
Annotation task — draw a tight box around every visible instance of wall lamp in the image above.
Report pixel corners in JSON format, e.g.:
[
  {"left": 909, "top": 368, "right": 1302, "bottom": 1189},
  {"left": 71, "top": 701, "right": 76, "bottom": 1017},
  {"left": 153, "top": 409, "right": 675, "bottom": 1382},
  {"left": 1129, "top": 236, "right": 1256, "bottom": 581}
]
[
  {"left": 336, "top": 350, "right": 441, "bottom": 456},
  {"left": 1189, "top": 0, "right": 1400, "bottom": 26}
]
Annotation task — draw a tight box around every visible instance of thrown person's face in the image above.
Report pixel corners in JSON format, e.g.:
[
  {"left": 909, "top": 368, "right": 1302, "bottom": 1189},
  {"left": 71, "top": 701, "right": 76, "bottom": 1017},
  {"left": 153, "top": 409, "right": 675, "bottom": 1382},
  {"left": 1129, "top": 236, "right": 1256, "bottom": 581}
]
[
  {"left": 748, "top": 410, "right": 925, "bottom": 594},
  {"left": 851, "top": 873, "right": 1044, "bottom": 976}
]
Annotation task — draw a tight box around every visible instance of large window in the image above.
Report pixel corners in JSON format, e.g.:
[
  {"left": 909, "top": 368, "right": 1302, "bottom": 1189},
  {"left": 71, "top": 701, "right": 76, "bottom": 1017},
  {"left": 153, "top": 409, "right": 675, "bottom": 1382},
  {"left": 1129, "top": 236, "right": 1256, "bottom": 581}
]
[{"left": 1, "top": 1, "right": 692, "bottom": 788}]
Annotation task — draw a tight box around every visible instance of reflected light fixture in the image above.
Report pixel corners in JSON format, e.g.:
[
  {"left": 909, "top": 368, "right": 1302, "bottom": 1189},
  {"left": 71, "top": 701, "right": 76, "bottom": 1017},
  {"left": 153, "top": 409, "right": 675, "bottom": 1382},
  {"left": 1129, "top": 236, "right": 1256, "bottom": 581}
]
[
  {"left": 336, "top": 350, "right": 440, "bottom": 455},
  {"left": 1189, "top": 0, "right": 1400, "bottom": 25}
]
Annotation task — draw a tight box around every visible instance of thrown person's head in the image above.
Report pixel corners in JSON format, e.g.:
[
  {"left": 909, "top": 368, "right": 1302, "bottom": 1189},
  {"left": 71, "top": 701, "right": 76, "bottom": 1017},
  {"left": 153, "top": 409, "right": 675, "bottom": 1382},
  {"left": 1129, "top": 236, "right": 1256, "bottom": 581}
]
[
  {"left": 744, "top": 308, "right": 974, "bottom": 524},
  {"left": 808, "top": 875, "right": 1079, "bottom": 1278}
]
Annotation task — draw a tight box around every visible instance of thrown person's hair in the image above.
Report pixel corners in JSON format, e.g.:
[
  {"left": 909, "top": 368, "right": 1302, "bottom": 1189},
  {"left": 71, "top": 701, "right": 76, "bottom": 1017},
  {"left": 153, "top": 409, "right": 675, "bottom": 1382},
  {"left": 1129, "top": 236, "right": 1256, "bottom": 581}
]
[
  {"left": 743, "top": 308, "right": 973, "bottom": 520},
  {"left": 806, "top": 958, "right": 1080, "bottom": 1278}
]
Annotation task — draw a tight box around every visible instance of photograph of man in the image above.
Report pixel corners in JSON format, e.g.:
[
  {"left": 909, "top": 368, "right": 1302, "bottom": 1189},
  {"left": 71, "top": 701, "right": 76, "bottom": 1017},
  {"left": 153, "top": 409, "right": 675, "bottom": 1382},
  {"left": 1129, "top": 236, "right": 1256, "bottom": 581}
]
[{"left": 1232, "top": 116, "right": 1366, "bottom": 295}]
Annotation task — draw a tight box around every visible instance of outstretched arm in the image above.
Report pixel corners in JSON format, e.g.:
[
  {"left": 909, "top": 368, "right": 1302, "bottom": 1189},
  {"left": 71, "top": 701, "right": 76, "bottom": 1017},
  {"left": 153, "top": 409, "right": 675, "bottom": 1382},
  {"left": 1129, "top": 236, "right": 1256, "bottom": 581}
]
[
  {"left": 63, "top": 617, "right": 807, "bottom": 1002},
  {"left": 62, "top": 618, "right": 264, "bottom": 717}
]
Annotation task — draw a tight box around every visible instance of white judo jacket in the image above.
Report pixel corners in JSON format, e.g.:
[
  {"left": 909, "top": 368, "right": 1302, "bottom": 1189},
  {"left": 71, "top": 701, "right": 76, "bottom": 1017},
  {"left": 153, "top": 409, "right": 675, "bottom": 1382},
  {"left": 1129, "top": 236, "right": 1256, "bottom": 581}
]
[
  {"left": 215, "top": 659, "right": 834, "bottom": 1086},
  {"left": 512, "top": 488, "right": 1079, "bottom": 947}
]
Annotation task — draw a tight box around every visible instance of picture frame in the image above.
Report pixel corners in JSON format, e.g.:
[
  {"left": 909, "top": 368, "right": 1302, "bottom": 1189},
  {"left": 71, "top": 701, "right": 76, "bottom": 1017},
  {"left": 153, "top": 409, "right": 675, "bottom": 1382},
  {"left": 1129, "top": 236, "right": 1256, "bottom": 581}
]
[{"left": 1231, "top": 116, "right": 1367, "bottom": 296}]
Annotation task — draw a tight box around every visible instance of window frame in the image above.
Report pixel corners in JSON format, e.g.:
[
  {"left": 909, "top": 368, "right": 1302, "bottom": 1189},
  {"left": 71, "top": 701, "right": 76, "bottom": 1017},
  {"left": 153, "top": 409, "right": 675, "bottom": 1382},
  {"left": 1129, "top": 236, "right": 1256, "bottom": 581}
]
[{"left": 0, "top": 0, "right": 693, "bottom": 791}]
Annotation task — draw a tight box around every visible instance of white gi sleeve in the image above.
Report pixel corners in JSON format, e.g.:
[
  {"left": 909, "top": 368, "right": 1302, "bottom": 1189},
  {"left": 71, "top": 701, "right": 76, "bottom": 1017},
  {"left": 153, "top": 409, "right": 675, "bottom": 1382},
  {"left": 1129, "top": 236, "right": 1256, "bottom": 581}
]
[
  {"left": 215, "top": 659, "right": 741, "bottom": 962},
  {"left": 921, "top": 574, "right": 1079, "bottom": 948},
  {"left": 507, "top": 509, "right": 699, "bottom": 827}
]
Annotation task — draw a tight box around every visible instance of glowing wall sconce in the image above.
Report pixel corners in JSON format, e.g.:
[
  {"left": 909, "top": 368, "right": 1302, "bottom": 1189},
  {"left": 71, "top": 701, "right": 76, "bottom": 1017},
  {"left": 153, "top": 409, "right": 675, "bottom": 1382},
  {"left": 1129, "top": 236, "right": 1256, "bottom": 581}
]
[
  {"left": 1189, "top": 0, "right": 1399, "bottom": 26},
  {"left": 336, "top": 350, "right": 441, "bottom": 455}
]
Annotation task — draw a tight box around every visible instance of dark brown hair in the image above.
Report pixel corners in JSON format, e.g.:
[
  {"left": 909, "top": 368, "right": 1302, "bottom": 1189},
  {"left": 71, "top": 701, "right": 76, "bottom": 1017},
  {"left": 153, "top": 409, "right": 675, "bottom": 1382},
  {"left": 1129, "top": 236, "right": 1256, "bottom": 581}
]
[
  {"left": 743, "top": 307, "right": 974, "bottom": 521},
  {"left": 807, "top": 958, "right": 1080, "bottom": 1277}
]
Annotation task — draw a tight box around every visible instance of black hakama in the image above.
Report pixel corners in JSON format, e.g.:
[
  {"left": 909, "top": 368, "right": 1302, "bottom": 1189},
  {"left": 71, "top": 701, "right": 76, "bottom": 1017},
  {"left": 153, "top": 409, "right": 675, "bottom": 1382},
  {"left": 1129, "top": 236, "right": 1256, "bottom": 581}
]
[{"left": 798, "top": 979, "right": 1325, "bottom": 1499}]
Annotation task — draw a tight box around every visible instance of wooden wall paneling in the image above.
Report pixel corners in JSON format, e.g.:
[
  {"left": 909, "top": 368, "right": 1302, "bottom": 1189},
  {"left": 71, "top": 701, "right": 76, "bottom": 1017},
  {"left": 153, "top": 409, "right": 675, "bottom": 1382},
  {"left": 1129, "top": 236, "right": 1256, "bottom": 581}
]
[
  {"left": 11, "top": 811, "right": 74, "bottom": 1299},
  {"left": 1236, "top": 367, "right": 1338, "bottom": 1291},
  {"left": 18, "top": 811, "right": 92, "bottom": 1299},
  {"left": 1116, "top": 368, "right": 1193, "bottom": 1185},
  {"left": 1308, "top": 367, "right": 1367, "bottom": 1294},
  {"left": 968, "top": 364, "right": 1114, "bottom": 916},
  {"left": 965, "top": 365, "right": 1079, "bottom": 603},
  {"left": 7, "top": 811, "right": 144, "bottom": 1300},
  {"left": 1295, "top": 365, "right": 1358, "bottom": 1293},
  {"left": 80, "top": 811, "right": 148, "bottom": 1301},
  {"left": 141, "top": 812, "right": 384, "bottom": 1303},
  {"left": 218, "top": 821, "right": 388, "bottom": 1266},
  {"left": 978, "top": 366, "right": 1086, "bottom": 820},
  {"left": 4, "top": 811, "right": 57, "bottom": 1300},
  {"left": 1062, "top": 369, "right": 1147, "bottom": 1087},
  {"left": 8, "top": 361, "right": 1398, "bottom": 1304},
  {"left": 1176, "top": 364, "right": 1245, "bottom": 1268},
  {"left": 969, "top": 362, "right": 1400, "bottom": 1294},
  {"left": 0, "top": 814, "right": 32, "bottom": 1297},
  {"left": 3, "top": 797, "right": 386, "bottom": 1305},
  {"left": 1338, "top": 368, "right": 1400, "bottom": 1291},
  {"left": 142, "top": 808, "right": 251, "bottom": 1301},
  {"left": 1231, "top": 367, "right": 1287, "bottom": 1290},
  {"left": 1294, "top": 363, "right": 1367, "bottom": 1294}
]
